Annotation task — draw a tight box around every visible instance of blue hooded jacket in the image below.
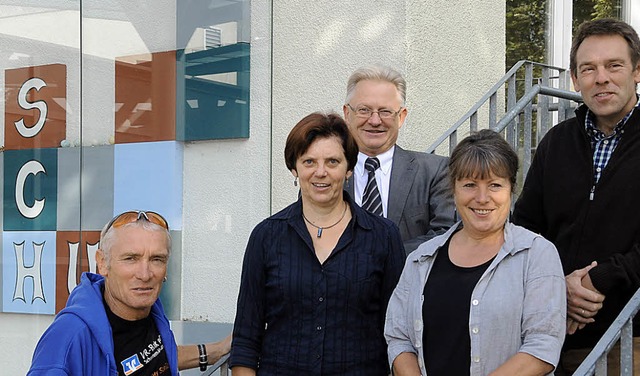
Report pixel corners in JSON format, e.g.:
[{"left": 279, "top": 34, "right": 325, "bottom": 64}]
[{"left": 27, "top": 272, "right": 178, "bottom": 375}]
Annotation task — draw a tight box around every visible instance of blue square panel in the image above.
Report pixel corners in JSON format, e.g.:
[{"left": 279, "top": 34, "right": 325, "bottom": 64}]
[
  {"left": 2, "top": 231, "right": 57, "bottom": 314},
  {"left": 3, "top": 149, "right": 58, "bottom": 231},
  {"left": 56, "top": 147, "right": 81, "bottom": 231},
  {"left": 113, "top": 141, "right": 183, "bottom": 230},
  {"left": 159, "top": 229, "right": 182, "bottom": 320},
  {"left": 57, "top": 146, "right": 115, "bottom": 231},
  {"left": 176, "top": 0, "right": 251, "bottom": 141},
  {"left": 81, "top": 146, "right": 115, "bottom": 231},
  {"left": 176, "top": 45, "right": 250, "bottom": 141}
]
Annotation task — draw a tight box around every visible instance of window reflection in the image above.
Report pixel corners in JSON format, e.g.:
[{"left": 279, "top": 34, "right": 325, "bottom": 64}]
[{"left": 108, "top": 0, "right": 252, "bottom": 143}]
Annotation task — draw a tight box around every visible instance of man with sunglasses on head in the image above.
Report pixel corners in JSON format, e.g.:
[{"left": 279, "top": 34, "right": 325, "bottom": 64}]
[
  {"left": 28, "top": 210, "right": 231, "bottom": 376},
  {"left": 343, "top": 65, "right": 455, "bottom": 255}
]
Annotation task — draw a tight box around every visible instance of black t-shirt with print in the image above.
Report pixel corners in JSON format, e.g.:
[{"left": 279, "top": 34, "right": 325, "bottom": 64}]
[{"left": 104, "top": 299, "right": 171, "bottom": 376}]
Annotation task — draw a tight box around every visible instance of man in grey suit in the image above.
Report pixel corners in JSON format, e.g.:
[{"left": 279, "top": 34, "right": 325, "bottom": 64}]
[{"left": 343, "top": 65, "right": 454, "bottom": 255}]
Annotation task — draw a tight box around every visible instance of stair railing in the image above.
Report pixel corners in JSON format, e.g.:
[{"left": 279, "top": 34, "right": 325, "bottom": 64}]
[
  {"left": 426, "top": 60, "right": 582, "bottom": 185},
  {"left": 201, "top": 353, "right": 230, "bottom": 376},
  {"left": 573, "top": 287, "right": 640, "bottom": 376}
]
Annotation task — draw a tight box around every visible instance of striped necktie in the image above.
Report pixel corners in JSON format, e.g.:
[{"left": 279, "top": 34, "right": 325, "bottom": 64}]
[{"left": 362, "top": 157, "right": 383, "bottom": 216}]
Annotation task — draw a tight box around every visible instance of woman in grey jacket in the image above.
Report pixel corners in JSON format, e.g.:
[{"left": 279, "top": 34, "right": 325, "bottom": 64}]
[{"left": 384, "top": 130, "right": 566, "bottom": 376}]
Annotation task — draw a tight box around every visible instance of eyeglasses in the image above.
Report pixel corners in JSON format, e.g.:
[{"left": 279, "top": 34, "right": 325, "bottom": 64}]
[
  {"left": 104, "top": 211, "right": 169, "bottom": 233},
  {"left": 346, "top": 104, "right": 403, "bottom": 119}
]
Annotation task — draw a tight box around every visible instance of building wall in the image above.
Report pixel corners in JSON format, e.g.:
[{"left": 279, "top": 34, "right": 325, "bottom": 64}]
[
  {"left": 0, "top": 1, "right": 505, "bottom": 374},
  {"left": 629, "top": 0, "right": 640, "bottom": 30},
  {"left": 269, "top": 0, "right": 505, "bottom": 211}
]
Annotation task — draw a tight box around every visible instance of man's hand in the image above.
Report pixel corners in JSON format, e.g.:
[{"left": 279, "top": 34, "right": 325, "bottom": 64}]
[{"left": 565, "top": 261, "right": 605, "bottom": 334}]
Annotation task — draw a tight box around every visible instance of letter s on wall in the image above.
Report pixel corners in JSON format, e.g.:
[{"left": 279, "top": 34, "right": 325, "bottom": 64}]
[{"left": 14, "top": 77, "right": 48, "bottom": 138}]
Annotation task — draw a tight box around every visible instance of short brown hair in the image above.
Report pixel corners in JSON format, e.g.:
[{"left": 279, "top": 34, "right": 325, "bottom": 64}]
[
  {"left": 570, "top": 18, "right": 640, "bottom": 76},
  {"left": 284, "top": 112, "right": 358, "bottom": 172},
  {"left": 448, "top": 129, "right": 518, "bottom": 192}
]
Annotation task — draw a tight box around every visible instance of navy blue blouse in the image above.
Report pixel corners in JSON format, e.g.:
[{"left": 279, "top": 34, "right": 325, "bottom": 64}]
[{"left": 229, "top": 194, "right": 405, "bottom": 375}]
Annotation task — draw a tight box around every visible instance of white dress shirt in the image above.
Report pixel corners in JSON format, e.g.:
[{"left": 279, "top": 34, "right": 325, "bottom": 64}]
[{"left": 354, "top": 146, "right": 395, "bottom": 217}]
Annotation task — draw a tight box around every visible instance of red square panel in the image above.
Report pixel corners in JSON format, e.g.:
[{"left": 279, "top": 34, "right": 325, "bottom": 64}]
[
  {"left": 115, "top": 51, "right": 176, "bottom": 143},
  {"left": 55, "top": 231, "right": 101, "bottom": 313},
  {"left": 4, "top": 64, "right": 67, "bottom": 150}
]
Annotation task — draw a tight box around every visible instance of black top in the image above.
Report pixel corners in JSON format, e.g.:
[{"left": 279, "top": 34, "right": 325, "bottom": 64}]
[
  {"left": 423, "top": 236, "right": 494, "bottom": 376},
  {"left": 104, "top": 298, "right": 170, "bottom": 376},
  {"left": 513, "top": 101, "right": 640, "bottom": 349},
  {"left": 230, "top": 193, "right": 405, "bottom": 375}
]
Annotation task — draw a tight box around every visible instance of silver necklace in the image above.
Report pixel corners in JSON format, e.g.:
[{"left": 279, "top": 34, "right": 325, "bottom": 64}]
[{"left": 302, "top": 203, "right": 348, "bottom": 238}]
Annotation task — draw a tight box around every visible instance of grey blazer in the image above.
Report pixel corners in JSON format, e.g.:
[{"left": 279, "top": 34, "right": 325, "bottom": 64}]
[{"left": 348, "top": 145, "right": 455, "bottom": 255}]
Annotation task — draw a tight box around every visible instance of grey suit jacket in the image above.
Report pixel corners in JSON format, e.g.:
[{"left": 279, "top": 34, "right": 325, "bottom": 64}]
[{"left": 348, "top": 145, "right": 455, "bottom": 255}]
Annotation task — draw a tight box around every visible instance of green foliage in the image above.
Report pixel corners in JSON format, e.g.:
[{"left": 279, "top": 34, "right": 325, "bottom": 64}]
[
  {"left": 573, "top": 0, "right": 596, "bottom": 30},
  {"left": 506, "top": 0, "right": 621, "bottom": 71},
  {"left": 506, "top": 0, "right": 547, "bottom": 70},
  {"left": 573, "top": 0, "right": 619, "bottom": 31},
  {"left": 593, "top": 0, "right": 619, "bottom": 19}
]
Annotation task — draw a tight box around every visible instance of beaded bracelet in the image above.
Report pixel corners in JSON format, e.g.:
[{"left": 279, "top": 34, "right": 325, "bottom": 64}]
[{"left": 197, "top": 343, "right": 208, "bottom": 371}]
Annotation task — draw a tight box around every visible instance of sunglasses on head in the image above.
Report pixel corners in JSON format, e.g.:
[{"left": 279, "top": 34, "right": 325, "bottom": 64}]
[{"left": 105, "top": 211, "right": 169, "bottom": 233}]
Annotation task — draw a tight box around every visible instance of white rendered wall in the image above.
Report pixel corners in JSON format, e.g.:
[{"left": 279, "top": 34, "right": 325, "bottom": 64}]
[
  {"left": 0, "top": 313, "right": 54, "bottom": 373},
  {"left": 270, "top": 0, "right": 506, "bottom": 212},
  {"left": 179, "top": 0, "right": 272, "bottom": 322},
  {"left": 625, "top": 0, "right": 640, "bottom": 31},
  {"left": 404, "top": 0, "right": 506, "bottom": 154}
]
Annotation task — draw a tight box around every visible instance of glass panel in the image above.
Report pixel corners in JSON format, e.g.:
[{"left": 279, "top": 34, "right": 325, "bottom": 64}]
[
  {"left": 574, "top": 0, "right": 623, "bottom": 30},
  {"left": 0, "top": 2, "right": 81, "bottom": 374},
  {"left": 0, "top": 0, "right": 261, "bottom": 373},
  {"left": 506, "top": 0, "right": 624, "bottom": 71},
  {"left": 81, "top": 0, "right": 254, "bottom": 322},
  {"left": 177, "top": 1, "right": 251, "bottom": 140},
  {"left": 506, "top": 0, "right": 548, "bottom": 69}
]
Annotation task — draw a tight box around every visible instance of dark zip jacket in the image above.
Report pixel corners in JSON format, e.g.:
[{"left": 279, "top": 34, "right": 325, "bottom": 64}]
[{"left": 513, "top": 102, "right": 640, "bottom": 350}]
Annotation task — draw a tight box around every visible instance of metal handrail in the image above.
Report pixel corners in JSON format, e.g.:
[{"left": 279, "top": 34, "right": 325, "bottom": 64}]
[
  {"left": 427, "top": 60, "right": 581, "bottom": 154},
  {"left": 426, "top": 60, "right": 582, "bottom": 187},
  {"left": 202, "top": 353, "right": 230, "bottom": 376},
  {"left": 573, "top": 287, "right": 640, "bottom": 376},
  {"left": 492, "top": 84, "right": 582, "bottom": 133},
  {"left": 426, "top": 59, "right": 531, "bottom": 153}
]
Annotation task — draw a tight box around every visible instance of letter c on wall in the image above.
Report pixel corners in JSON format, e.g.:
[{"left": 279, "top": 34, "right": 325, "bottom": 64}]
[
  {"left": 14, "top": 77, "right": 48, "bottom": 138},
  {"left": 15, "top": 160, "right": 46, "bottom": 219}
]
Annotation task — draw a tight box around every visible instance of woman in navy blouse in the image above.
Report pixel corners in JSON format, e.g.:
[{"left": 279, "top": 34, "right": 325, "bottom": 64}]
[{"left": 229, "top": 112, "right": 405, "bottom": 375}]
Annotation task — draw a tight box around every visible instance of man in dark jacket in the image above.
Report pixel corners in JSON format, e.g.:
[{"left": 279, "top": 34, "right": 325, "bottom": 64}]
[{"left": 513, "top": 18, "right": 640, "bottom": 375}]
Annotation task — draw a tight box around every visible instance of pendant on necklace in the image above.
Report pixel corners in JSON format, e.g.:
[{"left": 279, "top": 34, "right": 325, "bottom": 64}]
[{"left": 302, "top": 202, "right": 348, "bottom": 239}]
